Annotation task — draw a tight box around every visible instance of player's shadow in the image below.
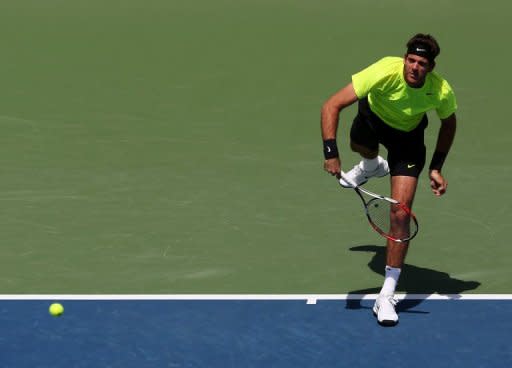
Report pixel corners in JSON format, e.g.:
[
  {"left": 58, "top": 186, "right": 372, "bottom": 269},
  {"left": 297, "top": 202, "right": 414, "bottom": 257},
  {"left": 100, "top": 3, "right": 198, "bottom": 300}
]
[{"left": 345, "top": 245, "right": 481, "bottom": 313}]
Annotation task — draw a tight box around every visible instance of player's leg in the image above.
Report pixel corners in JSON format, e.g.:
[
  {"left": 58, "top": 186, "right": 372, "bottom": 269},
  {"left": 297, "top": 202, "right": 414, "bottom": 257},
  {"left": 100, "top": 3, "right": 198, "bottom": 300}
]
[
  {"left": 341, "top": 98, "right": 389, "bottom": 187},
  {"left": 350, "top": 141, "right": 378, "bottom": 159},
  {"left": 373, "top": 118, "right": 427, "bottom": 326},
  {"left": 381, "top": 115, "right": 427, "bottom": 272}
]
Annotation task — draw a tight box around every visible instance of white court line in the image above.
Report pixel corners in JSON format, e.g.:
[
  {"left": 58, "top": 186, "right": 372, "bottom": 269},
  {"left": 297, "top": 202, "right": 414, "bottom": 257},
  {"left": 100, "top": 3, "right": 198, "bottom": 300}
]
[{"left": 1, "top": 294, "right": 512, "bottom": 303}]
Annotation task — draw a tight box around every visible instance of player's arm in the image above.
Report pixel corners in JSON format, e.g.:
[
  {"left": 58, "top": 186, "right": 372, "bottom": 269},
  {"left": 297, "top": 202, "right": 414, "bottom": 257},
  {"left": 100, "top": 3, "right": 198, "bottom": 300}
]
[
  {"left": 429, "top": 113, "right": 457, "bottom": 196},
  {"left": 320, "top": 82, "right": 359, "bottom": 176}
]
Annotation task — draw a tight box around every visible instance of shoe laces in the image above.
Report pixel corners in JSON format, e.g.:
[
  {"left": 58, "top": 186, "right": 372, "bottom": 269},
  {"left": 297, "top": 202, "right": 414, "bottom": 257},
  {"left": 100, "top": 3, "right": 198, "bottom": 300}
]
[
  {"left": 386, "top": 296, "right": 398, "bottom": 306},
  {"left": 380, "top": 295, "right": 398, "bottom": 306},
  {"left": 361, "top": 162, "right": 384, "bottom": 176},
  {"left": 352, "top": 163, "right": 365, "bottom": 176}
]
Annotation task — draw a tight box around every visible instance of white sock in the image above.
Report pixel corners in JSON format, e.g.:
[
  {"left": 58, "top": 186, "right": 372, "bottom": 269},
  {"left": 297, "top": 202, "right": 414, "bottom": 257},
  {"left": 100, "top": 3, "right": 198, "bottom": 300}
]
[
  {"left": 380, "top": 266, "right": 401, "bottom": 296},
  {"left": 361, "top": 157, "right": 379, "bottom": 172}
]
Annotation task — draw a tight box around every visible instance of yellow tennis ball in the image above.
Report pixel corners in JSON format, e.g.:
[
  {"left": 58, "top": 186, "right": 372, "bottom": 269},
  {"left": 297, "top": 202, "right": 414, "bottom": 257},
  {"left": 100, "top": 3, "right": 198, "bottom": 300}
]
[{"left": 49, "top": 303, "right": 64, "bottom": 317}]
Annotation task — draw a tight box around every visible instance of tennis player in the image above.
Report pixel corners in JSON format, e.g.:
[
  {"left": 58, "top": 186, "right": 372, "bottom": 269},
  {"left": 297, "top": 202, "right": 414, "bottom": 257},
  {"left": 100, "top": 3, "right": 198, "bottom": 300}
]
[{"left": 320, "top": 34, "right": 457, "bottom": 326}]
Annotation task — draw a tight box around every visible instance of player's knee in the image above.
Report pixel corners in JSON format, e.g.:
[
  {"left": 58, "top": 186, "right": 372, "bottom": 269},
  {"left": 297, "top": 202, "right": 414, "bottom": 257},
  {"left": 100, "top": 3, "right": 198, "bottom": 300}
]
[
  {"left": 350, "top": 141, "right": 378, "bottom": 157},
  {"left": 390, "top": 206, "right": 410, "bottom": 225}
]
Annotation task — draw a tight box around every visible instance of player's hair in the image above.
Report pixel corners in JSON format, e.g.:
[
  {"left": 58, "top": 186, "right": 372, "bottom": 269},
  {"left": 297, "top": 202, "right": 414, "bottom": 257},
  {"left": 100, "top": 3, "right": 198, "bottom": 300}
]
[{"left": 406, "top": 33, "right": 440, "bottom": 62}]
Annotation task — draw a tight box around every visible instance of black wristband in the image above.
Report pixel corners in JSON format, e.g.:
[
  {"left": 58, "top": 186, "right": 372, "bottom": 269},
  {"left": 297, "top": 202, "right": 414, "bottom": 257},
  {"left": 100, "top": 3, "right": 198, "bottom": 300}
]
[
  {"left": 323, "top": 139, "right": 339, "bottom": 159},
  {"left": 429, "top": 151, "right": 447, "bottom": 171}
]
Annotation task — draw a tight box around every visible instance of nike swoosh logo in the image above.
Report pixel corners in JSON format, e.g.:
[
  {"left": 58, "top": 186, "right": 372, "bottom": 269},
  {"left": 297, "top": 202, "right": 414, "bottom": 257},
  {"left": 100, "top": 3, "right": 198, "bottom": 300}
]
[
  {"left": 327, "top": 147, "right": 331, "bottom": 152},
  {"left": 407, "top": 164, "right": 416, "bottom": 169}
]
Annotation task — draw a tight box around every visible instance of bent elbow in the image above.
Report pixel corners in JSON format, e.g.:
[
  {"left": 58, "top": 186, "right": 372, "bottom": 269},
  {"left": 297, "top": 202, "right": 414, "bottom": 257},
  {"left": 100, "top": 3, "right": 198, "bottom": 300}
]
[{"left": 321, "top": 101, "right": 339, "bottom": 117}]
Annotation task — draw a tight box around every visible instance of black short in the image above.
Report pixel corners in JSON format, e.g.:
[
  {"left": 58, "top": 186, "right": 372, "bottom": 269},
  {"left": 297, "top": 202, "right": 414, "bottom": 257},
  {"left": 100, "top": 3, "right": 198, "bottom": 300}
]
[{"left": 350, "top": 98, "right": 428, "bottom": 177}]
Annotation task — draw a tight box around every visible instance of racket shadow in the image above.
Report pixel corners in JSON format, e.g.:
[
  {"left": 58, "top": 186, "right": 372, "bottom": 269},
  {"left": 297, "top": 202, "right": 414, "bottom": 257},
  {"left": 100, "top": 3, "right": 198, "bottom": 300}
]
[{"left": 344, "top": 244, "right": 481, "bottom": 313}]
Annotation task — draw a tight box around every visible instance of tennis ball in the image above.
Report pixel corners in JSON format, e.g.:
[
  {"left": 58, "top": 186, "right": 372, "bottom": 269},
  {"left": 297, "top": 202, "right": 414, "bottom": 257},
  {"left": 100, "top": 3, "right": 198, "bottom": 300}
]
[{"left": 49, "top": 303, "right": 64, "bottom": 317}]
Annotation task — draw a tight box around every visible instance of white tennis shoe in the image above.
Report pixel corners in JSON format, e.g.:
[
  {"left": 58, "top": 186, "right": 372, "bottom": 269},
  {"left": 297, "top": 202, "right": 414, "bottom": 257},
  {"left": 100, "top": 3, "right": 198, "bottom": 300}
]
[
  {"left": 373, "top": 294, "right": 399, "bottom": 326},
  {"left": 339, "top": 156, "right": 390, "bottom": 188}
]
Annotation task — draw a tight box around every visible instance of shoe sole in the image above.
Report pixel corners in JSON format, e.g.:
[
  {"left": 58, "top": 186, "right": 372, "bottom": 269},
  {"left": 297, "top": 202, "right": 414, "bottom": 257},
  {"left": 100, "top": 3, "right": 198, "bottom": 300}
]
[{"left": 340, "top": 179, "right": 367, "bottom": 188}]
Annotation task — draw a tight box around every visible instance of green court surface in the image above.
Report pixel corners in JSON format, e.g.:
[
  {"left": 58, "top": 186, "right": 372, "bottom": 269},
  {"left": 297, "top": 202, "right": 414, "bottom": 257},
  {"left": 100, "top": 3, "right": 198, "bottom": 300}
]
[{"left": 0, "top": 0, "right": 509, "bottom": 294}]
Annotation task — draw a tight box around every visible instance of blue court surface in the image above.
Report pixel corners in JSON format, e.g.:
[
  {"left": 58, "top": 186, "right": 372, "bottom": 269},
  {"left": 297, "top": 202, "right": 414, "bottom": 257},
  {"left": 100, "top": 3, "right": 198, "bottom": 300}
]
[{"left": 0, "top": 295, "right": 511, "bottom": 368}]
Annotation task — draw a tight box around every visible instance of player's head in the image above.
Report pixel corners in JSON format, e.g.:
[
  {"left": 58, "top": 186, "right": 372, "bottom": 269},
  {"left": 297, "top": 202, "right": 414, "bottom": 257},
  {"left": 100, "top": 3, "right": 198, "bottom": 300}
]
[
  {"left": 406, "top": 33, "right": 440, "bottom": 65},
  {"left": 403, "top": 33, "right": 440, "bottom": 87}
]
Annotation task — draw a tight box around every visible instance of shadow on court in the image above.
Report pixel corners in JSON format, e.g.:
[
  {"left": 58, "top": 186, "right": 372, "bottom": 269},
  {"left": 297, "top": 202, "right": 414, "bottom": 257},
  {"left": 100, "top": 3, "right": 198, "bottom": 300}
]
[{"left": 345, "top": 245, "right": 481, "bottom": 313}]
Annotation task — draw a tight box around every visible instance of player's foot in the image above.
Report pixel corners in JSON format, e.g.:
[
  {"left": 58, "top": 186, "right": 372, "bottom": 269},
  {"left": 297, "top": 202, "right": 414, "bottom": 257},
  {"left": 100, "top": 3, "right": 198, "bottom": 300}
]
[
  {"left": 373, "top": 294, "right": 399, "bottom": 326},
  {"left": 339, "top": 156, "right": 389, "bottom": 188}
]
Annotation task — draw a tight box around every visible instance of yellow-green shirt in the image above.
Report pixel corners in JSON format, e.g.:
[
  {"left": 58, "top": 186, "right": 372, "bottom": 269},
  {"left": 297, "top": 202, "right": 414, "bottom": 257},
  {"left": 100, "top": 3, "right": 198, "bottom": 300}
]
[{"left": 351, "top": 56, "right": 457, "bottom": 131}]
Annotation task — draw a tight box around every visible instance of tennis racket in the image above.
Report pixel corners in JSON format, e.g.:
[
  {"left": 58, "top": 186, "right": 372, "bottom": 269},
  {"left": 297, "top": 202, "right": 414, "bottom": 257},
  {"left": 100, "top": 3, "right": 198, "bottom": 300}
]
[{"left": 337, "top": 172, "right": 418, "bottom": 243}]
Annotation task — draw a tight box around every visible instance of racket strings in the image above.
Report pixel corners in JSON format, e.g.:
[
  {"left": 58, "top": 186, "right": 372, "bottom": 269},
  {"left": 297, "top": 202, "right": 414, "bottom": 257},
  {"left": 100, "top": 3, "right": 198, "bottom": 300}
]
[{"left": 366, "top": 198, "right": 417, "bottom": 240}]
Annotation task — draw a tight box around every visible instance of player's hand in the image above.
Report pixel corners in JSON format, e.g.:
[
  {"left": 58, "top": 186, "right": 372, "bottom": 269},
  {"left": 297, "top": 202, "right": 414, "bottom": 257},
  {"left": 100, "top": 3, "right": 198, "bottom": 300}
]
[
  {"left": 324, "top": 157, "right": 341, "bottom": 177},
  {"left": 429, "top": 170, "right": 447, "bottom": 196}
]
